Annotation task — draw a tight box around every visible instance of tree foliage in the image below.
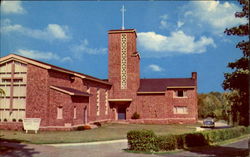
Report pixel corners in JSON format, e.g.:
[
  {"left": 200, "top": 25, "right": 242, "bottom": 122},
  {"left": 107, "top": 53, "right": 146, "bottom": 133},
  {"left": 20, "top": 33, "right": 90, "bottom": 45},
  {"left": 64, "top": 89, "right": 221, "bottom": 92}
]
[
  {"left": 198, "top": 92, "right": 231, "bottom": 121},
  {"left": 223, "top": 0, "right": 249, "bottom": 126}
]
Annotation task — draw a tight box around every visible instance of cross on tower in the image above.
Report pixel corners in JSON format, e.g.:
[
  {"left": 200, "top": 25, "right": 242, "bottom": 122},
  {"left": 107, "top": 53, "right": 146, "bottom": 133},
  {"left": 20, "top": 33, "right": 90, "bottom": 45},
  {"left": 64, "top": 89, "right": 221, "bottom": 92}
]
[{"left": 120, "top": 5, "right": 126, "bottom": 30}]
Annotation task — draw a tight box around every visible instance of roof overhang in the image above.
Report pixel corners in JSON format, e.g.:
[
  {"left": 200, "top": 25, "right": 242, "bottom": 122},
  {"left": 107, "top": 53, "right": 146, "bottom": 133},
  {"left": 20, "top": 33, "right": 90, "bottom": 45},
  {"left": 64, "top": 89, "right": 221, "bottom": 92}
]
[
  {"left": 137, "top": 91, "right": 165, "bottom": 95},
  {"left": 108, "top": 29, "right": 136, "bottom": 34},
  {"left": 0, "top": 54, "right": 51, "bottom": 69},
  {"left": 1, "top": 54, "right": 112, "bottom": 86},
  {"left": 108, "top": 99, "right": 132, "bottom": 102},
  {"left": 167, "top": 86, "right": 195, "bottom": 89},
  {"left": 50, "top": 86, "right": 91, "bottom": 97}
]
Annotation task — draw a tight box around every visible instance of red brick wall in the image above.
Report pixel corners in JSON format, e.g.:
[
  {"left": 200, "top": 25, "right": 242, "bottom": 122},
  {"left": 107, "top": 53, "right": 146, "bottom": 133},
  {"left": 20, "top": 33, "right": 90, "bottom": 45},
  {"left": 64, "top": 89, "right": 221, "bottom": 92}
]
[
  {"left": 125, "top": 88, "right": 197, "bottom": 124},
  {"left": 26, "top": 64, "right": 49, "bottom": 126},
  {"left": 26, "top": 67, "right": 112, "bottom": 128},
  {"left": 108, "top": 30, "right": 140, "bottom": 99}
]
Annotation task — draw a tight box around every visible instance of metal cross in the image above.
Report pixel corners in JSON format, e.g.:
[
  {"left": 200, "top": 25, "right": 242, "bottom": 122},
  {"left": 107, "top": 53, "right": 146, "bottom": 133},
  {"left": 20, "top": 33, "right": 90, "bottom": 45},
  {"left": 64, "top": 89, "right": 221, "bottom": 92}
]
[{"left": 120, "top": 5, "right": 126, "bottom": 30}]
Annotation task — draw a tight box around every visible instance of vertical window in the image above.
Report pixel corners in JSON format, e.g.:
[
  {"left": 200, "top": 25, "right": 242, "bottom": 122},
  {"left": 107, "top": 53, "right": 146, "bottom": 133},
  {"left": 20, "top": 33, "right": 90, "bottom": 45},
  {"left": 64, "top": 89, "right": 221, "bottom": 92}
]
[
  {"left": 105, "top": 90, "right": 108, "bottom": 115},
  {"left": 173, "top": 106, "right": 188, "bottom": 114},
  {"left": 73, "top": 106, "right": 77, "bottom": 119},
  {"left": 175, "top": 90, "right": 187, "bottom": 98},
  {"left": 57, "top": 106, "right": 63, "bottom": 119},
  {"left": 96, "top": 89, "right": 100, "bottom": 116}
]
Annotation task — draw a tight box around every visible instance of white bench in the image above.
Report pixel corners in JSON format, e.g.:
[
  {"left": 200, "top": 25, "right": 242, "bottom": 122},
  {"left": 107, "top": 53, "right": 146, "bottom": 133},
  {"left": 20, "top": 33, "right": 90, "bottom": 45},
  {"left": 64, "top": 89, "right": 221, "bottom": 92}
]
[{"left": 23, "top": 118, "right": 41, "bottom": 133}]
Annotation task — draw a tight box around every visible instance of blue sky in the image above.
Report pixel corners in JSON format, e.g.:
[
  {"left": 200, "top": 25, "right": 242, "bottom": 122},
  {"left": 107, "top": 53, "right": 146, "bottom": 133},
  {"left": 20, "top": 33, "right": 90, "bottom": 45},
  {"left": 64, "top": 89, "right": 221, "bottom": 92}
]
[{"left": 0, "top": 1, "right": 247, "bottom": 93}]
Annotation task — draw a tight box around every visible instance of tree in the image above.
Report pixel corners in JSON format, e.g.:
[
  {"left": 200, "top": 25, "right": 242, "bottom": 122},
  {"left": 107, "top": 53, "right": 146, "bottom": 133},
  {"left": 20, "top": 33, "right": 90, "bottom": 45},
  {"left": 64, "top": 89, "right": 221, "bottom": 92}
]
[
  {"left": 223, "top": 0, "right": 249, "bottom": 126},
  {"left": 198, "top": 92, "right": 230, "bottom": 121}
]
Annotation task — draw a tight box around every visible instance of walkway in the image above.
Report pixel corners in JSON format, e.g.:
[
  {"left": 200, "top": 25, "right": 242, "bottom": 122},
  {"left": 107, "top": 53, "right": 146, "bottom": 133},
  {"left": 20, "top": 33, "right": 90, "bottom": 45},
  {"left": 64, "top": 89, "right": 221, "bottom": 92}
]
[{"left": 0, "top": 137, "right": 249, "bottom": 157}]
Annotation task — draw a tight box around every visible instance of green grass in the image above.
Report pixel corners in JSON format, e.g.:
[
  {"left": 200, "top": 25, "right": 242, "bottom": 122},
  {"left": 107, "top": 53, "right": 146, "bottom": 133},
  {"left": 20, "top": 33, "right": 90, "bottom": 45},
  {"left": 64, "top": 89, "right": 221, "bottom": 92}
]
[{"left": 0, "top": 123, "right": 200, "bottom": 144}]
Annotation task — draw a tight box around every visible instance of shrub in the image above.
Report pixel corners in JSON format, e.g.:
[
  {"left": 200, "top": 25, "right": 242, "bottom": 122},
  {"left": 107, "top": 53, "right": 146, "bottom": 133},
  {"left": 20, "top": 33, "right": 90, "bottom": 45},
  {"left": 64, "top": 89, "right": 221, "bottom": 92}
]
[
  {"left": 184, "top": 132, "right": 209, "bottom": 147},
  {"left": 131, "top": 112, "right": 140, "bottom": 119},
  {"left": 93, "top": 122, "right": 102, "bottom": 127},
  {"left": 127, "top": 129, "right": 157, "bottom": 152},
  {"left": 127, "top": 126, "right": 249, "bottom": 152},
  {"left": 76, "top": 125, "right": 91, "bottom": 131},
  {"left": 174, "top": 134, "right": 185, "bottom": 149},
  {"left": 156, "top": 135, "right": 177, "bottom": 151}
]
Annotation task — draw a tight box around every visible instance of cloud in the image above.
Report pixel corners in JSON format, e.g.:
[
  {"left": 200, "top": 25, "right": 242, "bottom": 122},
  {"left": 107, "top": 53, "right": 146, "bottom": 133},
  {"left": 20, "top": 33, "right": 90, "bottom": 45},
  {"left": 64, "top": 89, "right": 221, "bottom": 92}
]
[
  {"left": 71, "top": 39, "right": 107, "bottom": 55},
  {"left": 1, "top": 1, "right": 25, "bottom": 14},
  {"left": 183, "top": 0, "right": 247, "bottom": 34},
  {"left": 148, "top": 64, "right": 165, "bottom": 72},
  {"left": 1, "top": 19, "right": 70, "bottom": 41},
  {"left": 159, "top": 14, "right": 168, "bottom": 29},
  {"left": 46, "top": 24, "right": 69, "bottom": 39},
  {"left": 177, "top": 21, "right": 184, "bottom": 28},
  {"left": 137, "top": 31, "right": 215, "bottom": 57},
  {"left": 16, "top": 49, "right": 72, "bottom": 62}
]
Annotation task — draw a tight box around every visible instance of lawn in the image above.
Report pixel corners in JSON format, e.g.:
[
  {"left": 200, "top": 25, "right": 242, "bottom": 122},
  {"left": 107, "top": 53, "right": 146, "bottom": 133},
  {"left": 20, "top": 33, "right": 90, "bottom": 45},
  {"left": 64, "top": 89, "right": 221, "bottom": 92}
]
[{"left": 0, "top": 123, "right": 200, "bottom": 144}]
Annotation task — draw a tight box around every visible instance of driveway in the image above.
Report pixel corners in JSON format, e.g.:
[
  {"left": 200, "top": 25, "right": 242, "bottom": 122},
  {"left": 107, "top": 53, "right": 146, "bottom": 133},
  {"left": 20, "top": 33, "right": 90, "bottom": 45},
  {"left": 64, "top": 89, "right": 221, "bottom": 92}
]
[{"left": 0, "top": 138, "right": 249, "bottom": 157}]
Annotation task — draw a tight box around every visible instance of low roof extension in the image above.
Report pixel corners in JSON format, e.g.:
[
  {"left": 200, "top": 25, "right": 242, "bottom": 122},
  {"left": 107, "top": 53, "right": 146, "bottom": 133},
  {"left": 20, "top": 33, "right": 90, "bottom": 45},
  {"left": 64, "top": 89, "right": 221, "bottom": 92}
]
[{"left": 138, "top": 78, "right": 196, "bottom": 93}]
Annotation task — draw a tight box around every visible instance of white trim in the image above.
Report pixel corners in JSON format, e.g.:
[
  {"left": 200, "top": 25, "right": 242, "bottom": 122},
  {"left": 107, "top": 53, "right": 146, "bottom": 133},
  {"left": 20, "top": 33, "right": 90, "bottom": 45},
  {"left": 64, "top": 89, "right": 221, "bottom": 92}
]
[
  {"left": 120, "top": 33, "right": 127, "bottom": 89},
  {"left": 50, "top": 86, "right": 74, "bottom": 96}
]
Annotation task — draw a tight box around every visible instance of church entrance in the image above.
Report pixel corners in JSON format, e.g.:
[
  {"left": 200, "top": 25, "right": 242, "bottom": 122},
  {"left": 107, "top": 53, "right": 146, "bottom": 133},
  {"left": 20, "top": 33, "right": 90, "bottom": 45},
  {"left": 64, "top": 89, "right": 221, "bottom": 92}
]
[
  {"left": 118, "top": 106, "right": 126, "bottom": 120},
  {"left": 109, "top": 100, "right": 131, "bottom": 121}
]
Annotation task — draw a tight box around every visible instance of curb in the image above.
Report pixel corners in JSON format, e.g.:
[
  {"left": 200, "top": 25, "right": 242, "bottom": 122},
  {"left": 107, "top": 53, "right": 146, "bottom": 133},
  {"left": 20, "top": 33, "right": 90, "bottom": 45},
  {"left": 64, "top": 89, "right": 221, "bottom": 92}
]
[{"left": 45, "top": 139, "right": 127, "bottom": 147}]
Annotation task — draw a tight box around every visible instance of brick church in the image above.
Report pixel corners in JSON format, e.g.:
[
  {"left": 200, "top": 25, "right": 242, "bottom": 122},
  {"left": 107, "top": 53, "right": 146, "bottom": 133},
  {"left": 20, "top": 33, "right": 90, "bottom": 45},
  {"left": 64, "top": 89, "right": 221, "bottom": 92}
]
[{"left": 0, "top": 29, "right": 198, "bottom": 130}]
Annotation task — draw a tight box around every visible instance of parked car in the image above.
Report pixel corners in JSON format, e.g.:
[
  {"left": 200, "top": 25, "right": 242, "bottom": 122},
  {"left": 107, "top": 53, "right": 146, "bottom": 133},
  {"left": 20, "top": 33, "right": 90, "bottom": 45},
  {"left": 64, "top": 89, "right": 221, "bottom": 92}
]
[{"left": 202, "top": 117, "right": 215, "bottom": 128}]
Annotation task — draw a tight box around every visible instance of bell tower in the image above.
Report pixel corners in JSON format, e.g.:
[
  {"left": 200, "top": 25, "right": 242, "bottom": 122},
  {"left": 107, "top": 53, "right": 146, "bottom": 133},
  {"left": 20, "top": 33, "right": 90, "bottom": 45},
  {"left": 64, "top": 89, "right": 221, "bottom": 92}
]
[{"left": 108, "top": 29, "right": 140, "bottom": 99}]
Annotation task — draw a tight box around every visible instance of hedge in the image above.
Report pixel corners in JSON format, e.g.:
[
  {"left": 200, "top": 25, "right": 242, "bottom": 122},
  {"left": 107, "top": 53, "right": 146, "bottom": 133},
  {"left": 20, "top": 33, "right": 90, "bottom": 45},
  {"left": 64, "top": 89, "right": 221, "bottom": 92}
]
[
  {"left": 127, "top": 129, "right": 157, "bottom": 152},
  {"left": 127, "top": 126, "right": 249, "bottom": 152}
]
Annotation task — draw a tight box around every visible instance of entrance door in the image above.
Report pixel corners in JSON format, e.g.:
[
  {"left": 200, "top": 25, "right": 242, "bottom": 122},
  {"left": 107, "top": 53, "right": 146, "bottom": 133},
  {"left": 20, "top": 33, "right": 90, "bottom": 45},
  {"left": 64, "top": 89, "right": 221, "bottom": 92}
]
[{"left": 118, "top": 106, "right": 126, "bottom": 120}]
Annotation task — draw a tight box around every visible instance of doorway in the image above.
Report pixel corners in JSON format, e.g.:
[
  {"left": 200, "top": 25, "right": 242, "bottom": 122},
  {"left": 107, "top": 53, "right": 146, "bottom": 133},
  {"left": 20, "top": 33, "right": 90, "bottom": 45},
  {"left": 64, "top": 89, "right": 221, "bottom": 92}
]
[{"left": 117, "top": 106, "right": 126, "bottom": 120}]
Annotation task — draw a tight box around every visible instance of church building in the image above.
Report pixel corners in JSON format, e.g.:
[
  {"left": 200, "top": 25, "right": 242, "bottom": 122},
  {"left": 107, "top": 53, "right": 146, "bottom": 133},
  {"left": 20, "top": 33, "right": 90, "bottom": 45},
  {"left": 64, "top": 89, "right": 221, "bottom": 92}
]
[{"left": 0, "top": 29, "right": 198, "bottom": 130}]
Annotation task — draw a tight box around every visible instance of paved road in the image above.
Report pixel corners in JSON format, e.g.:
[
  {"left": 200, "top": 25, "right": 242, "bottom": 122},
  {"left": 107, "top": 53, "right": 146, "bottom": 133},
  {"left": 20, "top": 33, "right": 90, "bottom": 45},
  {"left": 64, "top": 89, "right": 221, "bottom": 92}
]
[{"left": 1, "top": 138, "right": 249, "bottom": 157}]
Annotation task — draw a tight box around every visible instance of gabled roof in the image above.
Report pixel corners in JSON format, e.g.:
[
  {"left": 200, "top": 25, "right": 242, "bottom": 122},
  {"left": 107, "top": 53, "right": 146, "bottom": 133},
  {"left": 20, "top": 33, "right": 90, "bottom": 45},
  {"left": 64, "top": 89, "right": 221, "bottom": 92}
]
[
  {"left": 138, "top": 78, "right": 196, "bottom": 92},
  {"left": 50, "top": 85, "right": 91, "bottom": 97},
  {"left": 0, "top": 54, "right": 112, "bottom": 86}
]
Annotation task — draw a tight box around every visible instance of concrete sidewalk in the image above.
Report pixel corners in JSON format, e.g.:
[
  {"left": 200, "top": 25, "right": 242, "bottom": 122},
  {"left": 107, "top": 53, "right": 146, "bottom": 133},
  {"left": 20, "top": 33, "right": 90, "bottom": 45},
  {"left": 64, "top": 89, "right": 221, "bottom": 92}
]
[
  {"left": 1, "top": 136, "right": 249, "bottom": 157},
  {"left": 46, "top": 139, "right": 127, "bottom": 147}
]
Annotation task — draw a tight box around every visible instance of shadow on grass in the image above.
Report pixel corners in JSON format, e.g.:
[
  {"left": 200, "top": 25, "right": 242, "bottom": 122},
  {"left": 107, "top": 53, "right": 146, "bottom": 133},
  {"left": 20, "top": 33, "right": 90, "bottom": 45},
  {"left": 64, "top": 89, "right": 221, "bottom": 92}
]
[
  {"left": 0, "top": 137, "right": 40, "bottom": 157},
  {"left": 181, "top": 145, "right": 249, "bottom": 157}
]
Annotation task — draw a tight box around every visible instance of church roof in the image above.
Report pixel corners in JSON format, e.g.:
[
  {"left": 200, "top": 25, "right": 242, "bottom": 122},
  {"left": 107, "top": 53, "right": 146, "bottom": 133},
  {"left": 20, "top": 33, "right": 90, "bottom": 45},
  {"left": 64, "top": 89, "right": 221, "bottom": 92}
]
[
  {"left": 138, "top": 78, "right": 196, "bottom": 92},
  {"left": 0, "top": 54, "right": 112, "bottom": 86}
]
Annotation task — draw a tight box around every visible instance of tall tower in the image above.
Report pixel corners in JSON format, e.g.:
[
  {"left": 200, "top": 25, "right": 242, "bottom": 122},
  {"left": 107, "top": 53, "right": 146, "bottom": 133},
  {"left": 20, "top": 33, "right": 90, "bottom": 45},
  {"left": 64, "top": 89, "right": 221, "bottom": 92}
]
[{"left": 108, "top": 29, "right": 140, "bottom": 99}]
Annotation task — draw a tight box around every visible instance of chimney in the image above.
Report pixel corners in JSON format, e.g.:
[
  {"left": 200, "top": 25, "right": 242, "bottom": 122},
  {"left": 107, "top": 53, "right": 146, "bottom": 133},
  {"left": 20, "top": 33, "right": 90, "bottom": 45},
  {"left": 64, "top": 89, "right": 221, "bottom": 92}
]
[{"left": 192, "top": 72, "right": 197, "bottom": 80}]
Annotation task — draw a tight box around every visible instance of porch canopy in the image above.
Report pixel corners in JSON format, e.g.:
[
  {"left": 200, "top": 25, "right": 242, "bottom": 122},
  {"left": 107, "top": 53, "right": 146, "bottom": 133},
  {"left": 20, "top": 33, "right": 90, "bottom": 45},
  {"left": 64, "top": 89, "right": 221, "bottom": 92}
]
[{"left": 50, "top": 85, "right": 91, "bottom": 97}]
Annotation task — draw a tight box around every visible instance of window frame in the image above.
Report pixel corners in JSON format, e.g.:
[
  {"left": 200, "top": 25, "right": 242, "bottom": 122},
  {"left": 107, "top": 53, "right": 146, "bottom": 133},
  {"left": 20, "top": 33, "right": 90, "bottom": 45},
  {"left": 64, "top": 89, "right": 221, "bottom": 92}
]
[
  {"left": 57, "top": 106, "right": 63, "bottom": 119},
  {"left": 173, "top": 106, "right": 188, "bottom": 114}
]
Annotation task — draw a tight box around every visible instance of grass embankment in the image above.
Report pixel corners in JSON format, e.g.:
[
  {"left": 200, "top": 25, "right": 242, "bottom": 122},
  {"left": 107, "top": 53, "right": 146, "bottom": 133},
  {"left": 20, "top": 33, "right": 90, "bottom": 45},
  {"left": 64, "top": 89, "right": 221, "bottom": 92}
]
[{"left": 0, "top": 123, "right": 199, "bottom": 144}]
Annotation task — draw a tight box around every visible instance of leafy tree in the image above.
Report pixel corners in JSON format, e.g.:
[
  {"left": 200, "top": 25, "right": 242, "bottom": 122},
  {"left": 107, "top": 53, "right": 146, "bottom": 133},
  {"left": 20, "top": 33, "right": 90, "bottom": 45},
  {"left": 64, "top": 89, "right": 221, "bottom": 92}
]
[
  {"left": 198, "top": 92, "right": 230, "bottom": 121},
  {"left": 223, "top": 0, "right": 249, "bottom": 126}
]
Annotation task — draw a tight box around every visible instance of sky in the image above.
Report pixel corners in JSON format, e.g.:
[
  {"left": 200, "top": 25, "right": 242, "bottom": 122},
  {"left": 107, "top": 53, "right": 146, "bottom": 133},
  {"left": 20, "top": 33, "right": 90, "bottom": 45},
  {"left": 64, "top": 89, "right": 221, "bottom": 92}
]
[{"left": 0, "top": 0, "right": 247, "bottom": 93}]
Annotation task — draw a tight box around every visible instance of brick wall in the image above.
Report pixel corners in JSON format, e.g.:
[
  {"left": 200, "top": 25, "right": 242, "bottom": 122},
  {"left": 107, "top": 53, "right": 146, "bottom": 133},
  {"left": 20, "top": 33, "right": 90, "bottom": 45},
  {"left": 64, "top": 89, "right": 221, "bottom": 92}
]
[
  {"left": 26, "top": 64, "right": 49, "bottom": 126},
  {"left": 108, "top": 30, "right": 140, "bottom": 99}
]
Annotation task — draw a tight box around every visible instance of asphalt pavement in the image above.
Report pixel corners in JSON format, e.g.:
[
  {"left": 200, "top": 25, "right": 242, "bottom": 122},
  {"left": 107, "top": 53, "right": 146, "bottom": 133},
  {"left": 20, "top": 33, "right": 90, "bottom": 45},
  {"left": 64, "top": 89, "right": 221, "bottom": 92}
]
[{"left": 1, "top": 137, "right": 249, "bottom": 157}]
